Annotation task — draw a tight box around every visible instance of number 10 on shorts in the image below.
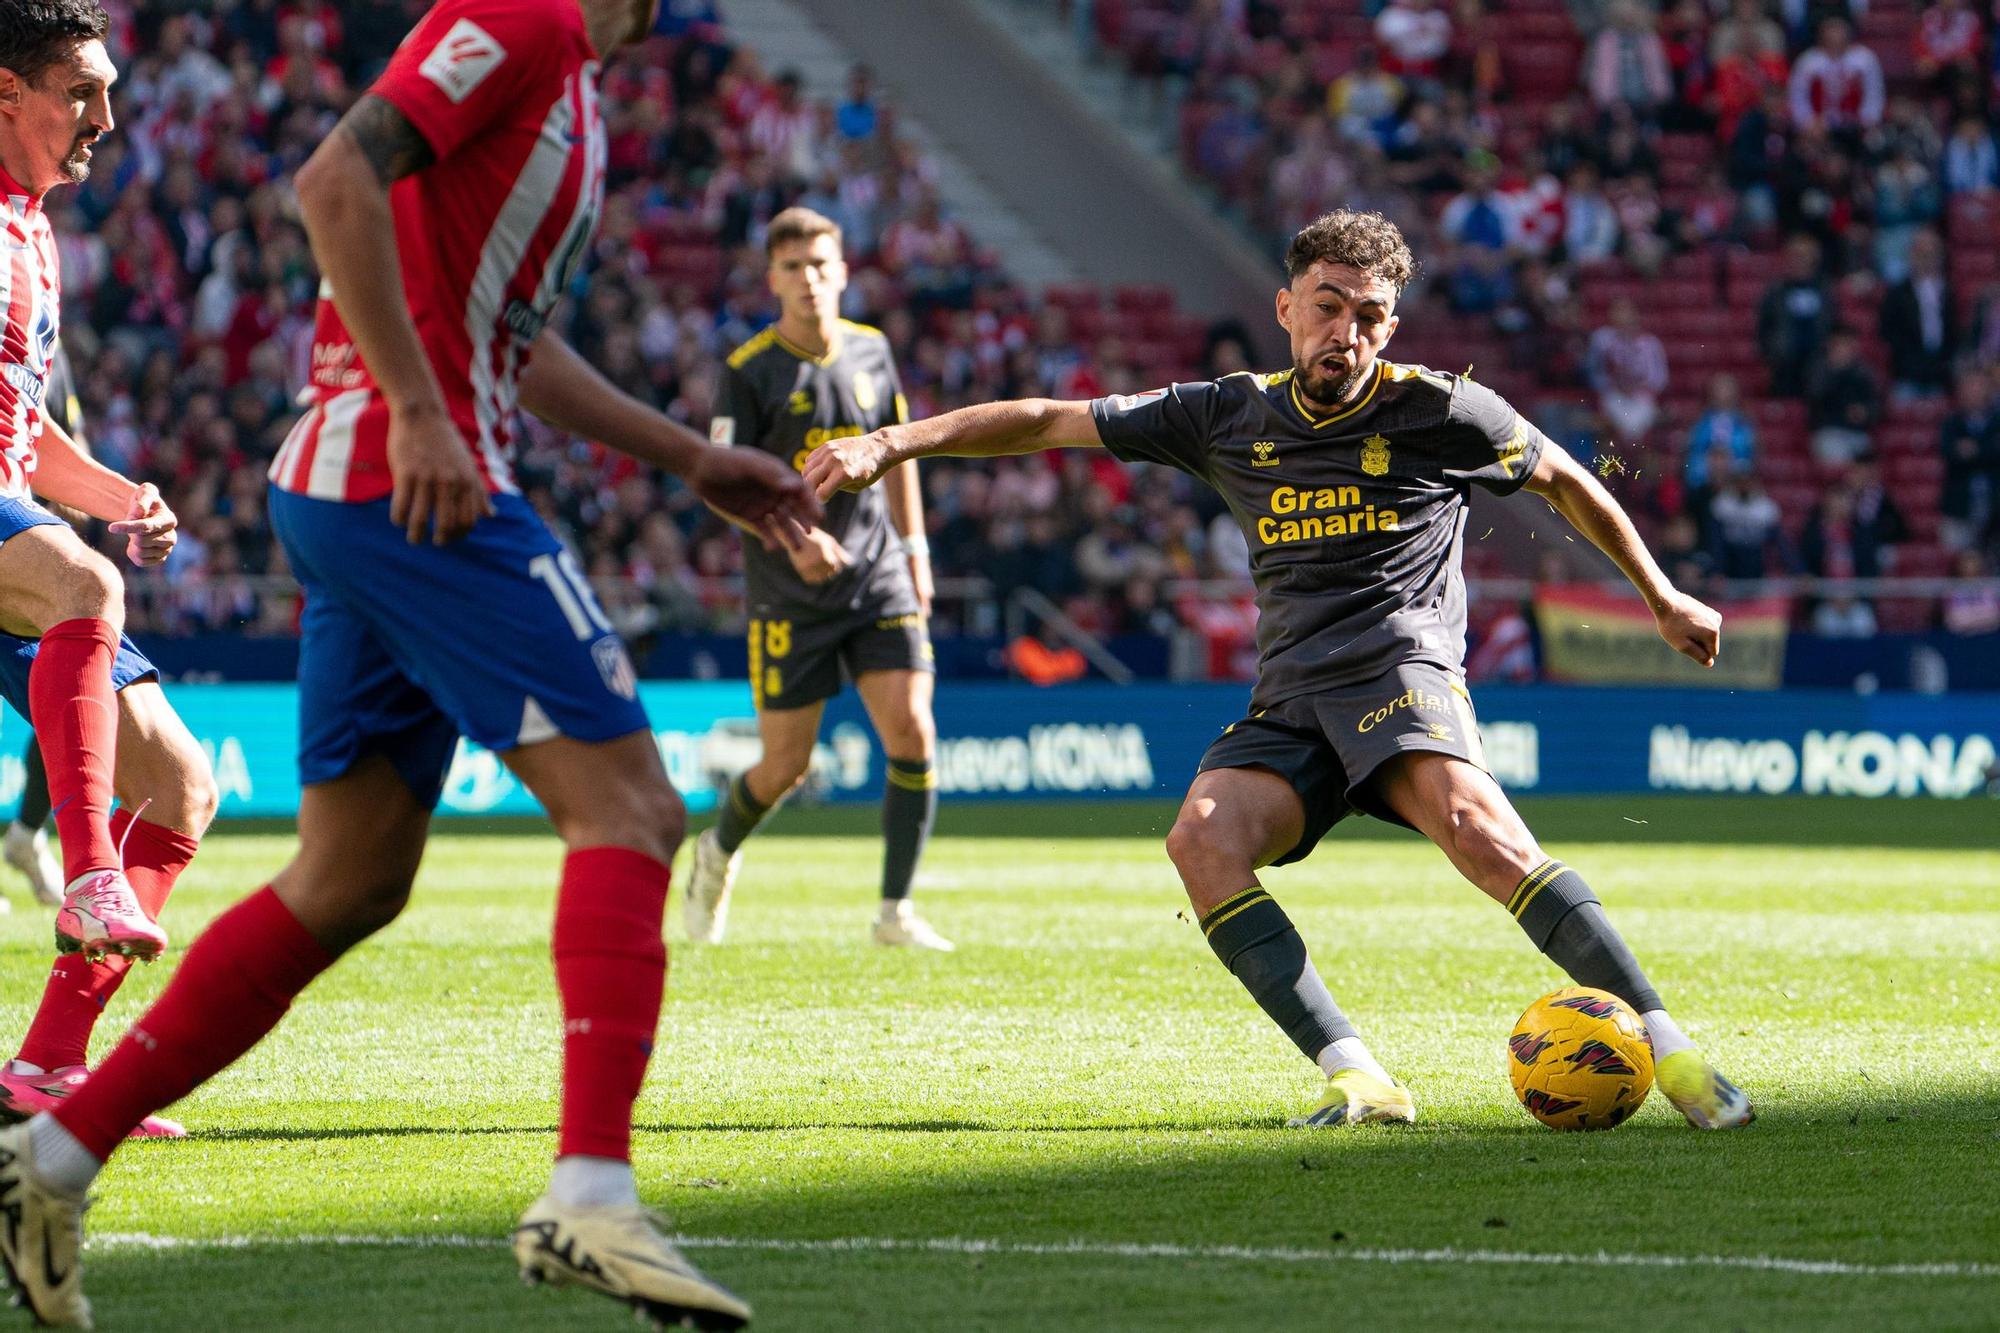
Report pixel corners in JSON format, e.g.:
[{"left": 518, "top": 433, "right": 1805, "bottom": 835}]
[{"left": 529, "top": 551, "right": 613, "bottom": 640}]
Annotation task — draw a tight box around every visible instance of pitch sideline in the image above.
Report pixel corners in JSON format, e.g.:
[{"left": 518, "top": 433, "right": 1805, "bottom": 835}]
[{"left": 90, "top": 1232, "right": 2000, "bottom": 1280}]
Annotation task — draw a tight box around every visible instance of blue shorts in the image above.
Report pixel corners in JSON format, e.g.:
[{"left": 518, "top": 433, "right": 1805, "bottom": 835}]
[
  {"left": 270, "top": 488, "right": 650, "bottom": 810},
  {"left": 0, "top": 495, "right": 158, "bottom": 725}
]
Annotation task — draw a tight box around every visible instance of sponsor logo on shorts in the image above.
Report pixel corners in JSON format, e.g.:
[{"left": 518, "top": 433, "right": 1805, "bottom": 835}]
[
  {"left": 592, "top": 636, "right": 638, "bottom": 701},
  {"left": 1356, "top": 688, "right": 1445, "bottom": 734},
  {"left": 875, "top": 613, "right": 924, "bottom": 631}
]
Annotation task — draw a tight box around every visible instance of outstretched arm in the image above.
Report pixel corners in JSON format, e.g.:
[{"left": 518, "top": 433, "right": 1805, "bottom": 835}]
[
  {"left": 804, "top": 399, "right": 1101, "bottom": 501},
  {"left": 520, "top": 332, "right": 819, "bottom": 549},
  {"left": 1523, "top": 441, "right": 1721, "bottom": 667}
]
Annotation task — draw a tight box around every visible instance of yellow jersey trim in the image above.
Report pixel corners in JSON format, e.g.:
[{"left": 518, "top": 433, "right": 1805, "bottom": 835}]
[
  {"left": 1288, "top": 362, "right": 1383, "bottom": 430},
  {"left": 725, "top": 328, "right": 779, "bottom": 370}
]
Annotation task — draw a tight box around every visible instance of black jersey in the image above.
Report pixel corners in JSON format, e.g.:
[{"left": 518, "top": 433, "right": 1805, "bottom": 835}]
[
  {"left": 1091, "top": 360, "right": 1547, "bottom": 709},
  {"left": 715, "top": 320, "right": 918, "bottom": 619}
]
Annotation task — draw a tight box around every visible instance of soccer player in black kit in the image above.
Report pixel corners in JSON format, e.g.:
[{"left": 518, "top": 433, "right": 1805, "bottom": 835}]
[
  {"left": 807, "top": 210, "right": 1752, "bottom": 1129},
  {"left": 688, "top": 208, "right": 953, "bottom": 951}
]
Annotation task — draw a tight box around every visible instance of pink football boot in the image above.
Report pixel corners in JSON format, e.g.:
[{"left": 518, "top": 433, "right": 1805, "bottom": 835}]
[
  {"left": 0, "top": 1063, "right": 185, "bottom": 1138},
  {"left": 55, "top": 868, "right": 169, "bottom": 961}
]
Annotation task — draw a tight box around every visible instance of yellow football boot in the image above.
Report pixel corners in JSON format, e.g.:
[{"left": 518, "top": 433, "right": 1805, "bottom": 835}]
[
  {"left": 1286, "top": 1067, "right": 1417, "bottom": 1128},
  {"left": 1656, "top": 1049, "right": 1755, "bottom": 1129}
]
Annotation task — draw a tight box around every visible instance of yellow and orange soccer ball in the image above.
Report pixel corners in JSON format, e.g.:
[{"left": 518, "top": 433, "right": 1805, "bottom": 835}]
[{"left": 1507, "top": 986, "right": 1655, "bottom": 1131}]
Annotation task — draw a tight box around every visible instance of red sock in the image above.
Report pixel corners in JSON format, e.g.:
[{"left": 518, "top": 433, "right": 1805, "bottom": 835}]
[
  {"left": 53, "top": 885, "right": 331, "bottom": 1161},
  {"left": 14, "top": 812, "right": 199, "bottom": 1072},
  {"left": 554, "top": 847, "right": 670, "bottom": 1161},
  {"left": 29, "top": 619, "right": 121, "bottom": 882}
]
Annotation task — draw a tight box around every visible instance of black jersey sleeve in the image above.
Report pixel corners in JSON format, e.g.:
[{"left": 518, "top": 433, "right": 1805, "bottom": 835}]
[
  {"left": 711, "top": 361, "right": 765, "bottom": 449},
  {"left": 1440, "top": 375, "right": 1544, "bottom": 496},
  {"left": 1089, "top": 381, "right": 1222, "bottom": 478}
]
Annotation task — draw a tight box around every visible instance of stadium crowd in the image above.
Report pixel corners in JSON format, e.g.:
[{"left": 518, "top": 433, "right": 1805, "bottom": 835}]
[
  {"left": 1090, "top": 0, "right": 2000, "bottom": 642},
  {"left": 59, "top": 0, "right": 2000, "bottom": 674}
]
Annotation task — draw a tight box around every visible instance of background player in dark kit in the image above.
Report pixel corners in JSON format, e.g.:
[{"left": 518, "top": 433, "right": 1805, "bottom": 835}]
[
  {"left": 807, "top": 209, "right": 1753, "bottom": 1133},
  {"left": 688, "top": 207, "right": 951, "bottom": 952}
]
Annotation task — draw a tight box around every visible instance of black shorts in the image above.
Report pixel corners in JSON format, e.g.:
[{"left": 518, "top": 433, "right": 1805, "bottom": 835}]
[
  {"left": 747, "top": 605, "right": 934, "bottom": 711},
  {"left": 1198, "top": 660, "right": 1488, "bottom": 865}
]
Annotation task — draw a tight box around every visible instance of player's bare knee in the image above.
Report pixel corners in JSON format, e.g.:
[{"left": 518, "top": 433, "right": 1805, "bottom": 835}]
[
  {"left": 1447, "top": 806, "right": 1540, "bottom": 889},
  {"left": 559, "top": 773, "right": 683, "bottom": 864},
  {"left": 57, "top": 548, "right": 124, "bottom": 628},
  {"left": 755, "top": 753, "right": 812, "bottom": 798},
  {"left": 1165, "top": 812, "right": 1255, "bottom": 887}
]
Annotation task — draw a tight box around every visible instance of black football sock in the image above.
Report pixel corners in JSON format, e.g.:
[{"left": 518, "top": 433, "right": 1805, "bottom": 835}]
[
  {"left": 714, "top": 773, "right": 774, "bottom": 855},
  {"left": 1201, "top": 887, "right": 1358, "bottom": 1063},
  {"left": 1508, "top": 859, "right": 1664, "bottom": 1015},
  {"left": 14, "top": 736, "right": 49, "bottom": 832},
  {"left": 880, "top": 757, "right": 936, "bottom": 902}
]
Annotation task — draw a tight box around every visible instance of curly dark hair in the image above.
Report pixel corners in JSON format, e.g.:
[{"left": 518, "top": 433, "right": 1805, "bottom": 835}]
[
  {"left": 1284, "top": 210, "right": 1418, "bottom": 295},
  {"left": 0, "top": 1, "right": 108, "bottom": 87}
]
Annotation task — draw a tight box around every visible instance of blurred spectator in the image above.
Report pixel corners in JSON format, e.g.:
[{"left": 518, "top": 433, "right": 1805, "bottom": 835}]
[
  {"left": 1806, "top": 328, "right": 1882, "bottom": 464},
  {"left": 1586, "top": 297, "right": 1669, "bottom": 443},
  {"left": 1270, "top": 117, "right": 1354, "bottom": 235},
  {"left": 835, "top": 64, "right": 879, "bottom": 142},
  {"left": 1656, "top": 512, "right": 1717, "bottom": 589},
  {"left": 1709, "top": 467, "right": 1785, "bottom": 577},
  {"left": 1788, "top": 18, "right": 1884, "bottom": 137},
  {"left": 1686, "top": 372, "right": 1757, "bottom": 488},
  {"left": 1811, "top": 593, "right": 1877, "bottom": 637},
  {"left": 1327, "top": 46, "right": 1405, "bottom": 149},
  {"left": 1585, "top": 2, "right": 1673, "bottom": 121},
  {"left": 1374, "top": 0, "right": 1452, "bottom": 84},
  {"left": 880, "top": 190, "right": 975, "bottom": 312},
  {"left": 1562, "top": 164, "right": 1621, "bottom": 264},
  {"left": 1941, "top": 551, "right": 2000, "bottom": 634},
  {"left": 1757, "top": 234, "right": 1832, "bottom": 396},
  {"left": 1879, "top": 230, "right": 1957, "bottom": 397},
  {"left": 1940, "top": 368, "right": 1999, "bottom": 552},
  {"left": 1942, "top": 116, "right": 1999, "bottom": 195},
  {"left": 1802, "top": 460, "right": 1907, "bottom": 577},
  {"left": 1913, "top": 0, "right": 1986, "bottom": 95},
  {"left": 1870, "top": 147, "right": 1942, "bottom": 282}
]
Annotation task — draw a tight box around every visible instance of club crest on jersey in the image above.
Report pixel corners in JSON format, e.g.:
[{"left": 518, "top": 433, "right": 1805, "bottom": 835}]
[
  {"left": 418, "top": 18, "right": 506, "bottom": 104},
  {"left": 1360, "top": 433, "right": 1392, "bottom": 476},
  {"left": 1251, "top": 441, "right": 1280, "bottom": 469},
  {"left": 853, "top": 372, "right": 878, "bottom": 414}
]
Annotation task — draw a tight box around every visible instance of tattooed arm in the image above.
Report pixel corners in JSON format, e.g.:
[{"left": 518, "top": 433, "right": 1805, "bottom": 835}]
[{"left": 294, "top": 96, "right": 490, "bottom": 543}]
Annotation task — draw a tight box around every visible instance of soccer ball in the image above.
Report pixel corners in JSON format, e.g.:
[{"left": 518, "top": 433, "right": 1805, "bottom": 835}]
[{"left": 1507, "top": 986, "right": 1655, "bottom": 1131}]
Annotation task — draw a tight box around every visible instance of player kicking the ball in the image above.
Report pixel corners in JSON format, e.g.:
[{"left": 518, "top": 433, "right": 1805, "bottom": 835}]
[
  {"left": 807, "top": 210, "right": 1753, "bottom": 1134},
  {"left": 0, "top": 0, "right": 818, "bottom": 1328},
  {"left": 0, "top": 9, "right": 216, "bottom": 1140},
  {"left": 687, "top": 207, "right": 950, "bottom": 952}
]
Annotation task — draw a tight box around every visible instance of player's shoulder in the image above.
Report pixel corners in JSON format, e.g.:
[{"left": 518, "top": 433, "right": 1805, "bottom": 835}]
[
  {"left": 726, "top": 327, "right": 783, "bottom": 371},
  {"left": 837, "top": 318, "right": 889, "bottom": 345},
  {"left": 1377, "top": 359, "right": 1510, "bottom": 426}
]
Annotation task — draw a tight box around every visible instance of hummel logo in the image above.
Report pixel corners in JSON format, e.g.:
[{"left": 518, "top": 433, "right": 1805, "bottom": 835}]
[{"left": 1250, "top": 441, "right": 1280, "bottom": 469}]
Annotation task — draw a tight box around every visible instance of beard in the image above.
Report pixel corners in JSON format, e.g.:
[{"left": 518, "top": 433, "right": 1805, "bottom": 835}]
[
  {"left": 1293, "top": 357, "right": 1365, "bottom": 409},
  {"left": 57, "top": 137, "right": 95, "bottom": 185}
]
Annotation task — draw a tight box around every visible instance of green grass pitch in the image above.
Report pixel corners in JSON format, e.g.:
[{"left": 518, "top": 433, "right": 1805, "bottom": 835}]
[{"left": 0, "top": 796, "right": 1994, "bottom": 1331}]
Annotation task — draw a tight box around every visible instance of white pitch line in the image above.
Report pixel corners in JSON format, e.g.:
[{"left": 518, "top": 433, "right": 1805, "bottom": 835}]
[{"left": 90, "top": 1233, "right": 2000, "bottom": 1280}]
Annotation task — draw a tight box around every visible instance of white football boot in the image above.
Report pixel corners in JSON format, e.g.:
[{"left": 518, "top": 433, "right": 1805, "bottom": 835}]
[{"left": 683, "top": 829, "right": 740, "bottom": 944}]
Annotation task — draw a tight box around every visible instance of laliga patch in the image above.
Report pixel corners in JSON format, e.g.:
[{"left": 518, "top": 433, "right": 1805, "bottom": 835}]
[
  {"left": 1108, "top": 388, "right": 1167, "bottom": 413},
  {"left": 419, "top": 18, "right": 506, "bottom": 104},
  {"left": 709, "top": 415, "right": 735, "bottom": 446},
  {"left": 593, "top": 636, "right": 638, "bottom": 701}
]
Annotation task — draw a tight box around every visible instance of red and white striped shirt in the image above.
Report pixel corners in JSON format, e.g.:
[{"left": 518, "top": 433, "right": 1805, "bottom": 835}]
[
  {"left": 272, "top": 0, "right": 606, "bottom": 502},
  {"left": 0, "top": 167, "right": 62, "bottom": 500}
]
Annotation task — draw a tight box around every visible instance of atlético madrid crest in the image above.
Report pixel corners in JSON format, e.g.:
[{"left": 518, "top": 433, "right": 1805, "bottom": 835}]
[{"left": 1360, "top": 433, "right": 1391, "bottom": 476}]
